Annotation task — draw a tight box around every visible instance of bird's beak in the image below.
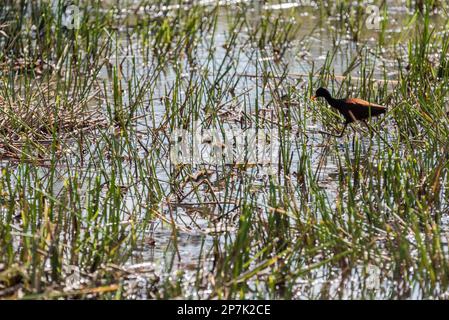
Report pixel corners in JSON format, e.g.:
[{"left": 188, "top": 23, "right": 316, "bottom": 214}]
[{"left": 311, "top": 96, "right": 317, "bottom": 101}]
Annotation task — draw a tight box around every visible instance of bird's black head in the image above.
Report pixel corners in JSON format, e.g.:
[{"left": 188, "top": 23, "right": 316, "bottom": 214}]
[{"left": 312, "top": 87, "right": 332, "bottom": 100}]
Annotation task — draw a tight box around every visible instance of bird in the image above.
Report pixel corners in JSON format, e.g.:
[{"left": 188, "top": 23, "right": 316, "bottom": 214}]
[{"left": 311, "top": 87, "right": 387, "bottom": 137}]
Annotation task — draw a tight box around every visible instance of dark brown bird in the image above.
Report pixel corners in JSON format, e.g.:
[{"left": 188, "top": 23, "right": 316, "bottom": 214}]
[{"left": 311, "top": 87, "right": 387, "bottom": 137}]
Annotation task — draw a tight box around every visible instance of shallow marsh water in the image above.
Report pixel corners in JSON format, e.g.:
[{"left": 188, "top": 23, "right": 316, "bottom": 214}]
[{"left": 1, "top": 0, "right": 449, "bottom": 299}]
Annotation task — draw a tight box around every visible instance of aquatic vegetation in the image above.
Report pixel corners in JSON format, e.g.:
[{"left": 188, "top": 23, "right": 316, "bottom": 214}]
[{"left": 1, "top": 0, "right": 449, "bottom": 299}]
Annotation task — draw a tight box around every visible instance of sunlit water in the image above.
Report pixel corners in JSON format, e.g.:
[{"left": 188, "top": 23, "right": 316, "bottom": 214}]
[{"left": 3, "top": 0, "right": 449, "bottom": 299}]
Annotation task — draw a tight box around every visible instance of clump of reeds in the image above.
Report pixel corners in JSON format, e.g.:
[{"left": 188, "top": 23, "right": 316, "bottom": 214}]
[{"left": 0, "top": 90, "right": 106, "bottom": 160}]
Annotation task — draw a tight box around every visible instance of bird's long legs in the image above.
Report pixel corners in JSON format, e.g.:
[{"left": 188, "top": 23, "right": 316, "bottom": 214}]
[
  {"left": 320, "top": 110, "right": 356, "bottom": 137},
  {"left": 318, "top": 110, "right": 390, "bottom": 146},
  {"left": 361, "top": 120, "right": 392, "bottom": 149},
  {"left": 319, "top": 122, "right": 349, "bottom": 138}
]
